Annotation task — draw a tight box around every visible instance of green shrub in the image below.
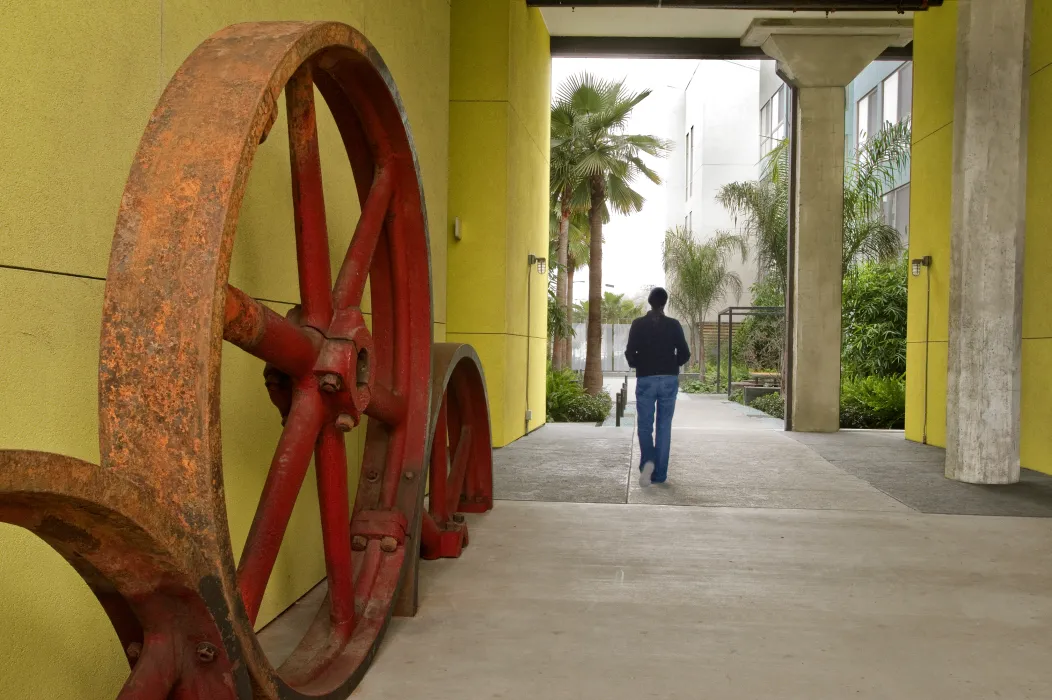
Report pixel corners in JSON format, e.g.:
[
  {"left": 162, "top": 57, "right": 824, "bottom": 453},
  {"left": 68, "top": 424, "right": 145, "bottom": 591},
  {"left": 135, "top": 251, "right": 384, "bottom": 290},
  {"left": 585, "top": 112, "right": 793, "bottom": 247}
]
[
  {"left": 732, "top": 276, "right": 785, "bottom": 371},
  {"left": 729, "top": 389, "right": 744, "bottom": 404},
  {"left": 842, "top": 256, "right": 907, "bottom": 378},
  {"left": 840, "top": 375, "right": 906, "bottom": 429},
  {"left": 749, "top": 392, "right": 785, "bottom": 419},
  {"left": 546, "top": 368, "right": 612, "bottom": 423}
]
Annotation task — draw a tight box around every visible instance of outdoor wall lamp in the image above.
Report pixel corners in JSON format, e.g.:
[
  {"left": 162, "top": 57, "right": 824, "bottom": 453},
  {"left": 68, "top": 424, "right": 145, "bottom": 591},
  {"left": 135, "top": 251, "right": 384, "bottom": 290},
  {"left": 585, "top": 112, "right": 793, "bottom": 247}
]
[
  {"left": 528, "top": 254, "right": 547, "bottom": 274},
  {"left": 911, "top": 255, "right": 932, "bottom": 277}
]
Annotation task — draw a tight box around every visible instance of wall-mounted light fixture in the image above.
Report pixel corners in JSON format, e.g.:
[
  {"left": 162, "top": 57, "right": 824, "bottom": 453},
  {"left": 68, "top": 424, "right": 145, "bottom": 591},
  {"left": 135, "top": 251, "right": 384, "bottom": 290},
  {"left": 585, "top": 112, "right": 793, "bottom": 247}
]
[
  {"left": 911, "top": 255, "right": 932, "bottom": 277},
  {"left": 452, "top": 216, "right": 462, "bottom": 241},
  {"left": 527, "top": 254, "right": 547, "bottom": 274}
]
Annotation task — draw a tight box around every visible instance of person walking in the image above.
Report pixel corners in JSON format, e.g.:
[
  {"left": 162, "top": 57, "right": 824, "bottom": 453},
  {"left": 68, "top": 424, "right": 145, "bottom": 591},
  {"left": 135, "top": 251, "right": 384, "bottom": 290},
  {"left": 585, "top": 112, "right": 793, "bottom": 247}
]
[{"left": 624, "top": 287, "right": 690, "bottom": 487}]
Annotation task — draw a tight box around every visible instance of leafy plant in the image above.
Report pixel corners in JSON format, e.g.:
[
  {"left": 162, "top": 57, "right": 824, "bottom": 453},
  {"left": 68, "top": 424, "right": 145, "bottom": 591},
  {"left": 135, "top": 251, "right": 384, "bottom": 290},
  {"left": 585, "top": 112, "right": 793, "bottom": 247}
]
[
  {"left": 716, "top": 120, "right": 911, "bottom": 293},
  {"left": 749, "top": 392, "right": 785, "bottom": 419},
  {"left": 662, "top": 226, "right": 747, "bottom": 377},
  {"left": 546, "top": 367, "right": 612, "bottom": 423},
  {"left": 840, "top": 375, "right": 906, "bottom": 429},
  {"left": 732, "top": 275, "right": 785, "bottom": 372},
  {"left": 729, "top": 389, "right": 744, "bottom": 405},
  {"left": 842, "top": 255, "right": 908, "bottom": 379}
]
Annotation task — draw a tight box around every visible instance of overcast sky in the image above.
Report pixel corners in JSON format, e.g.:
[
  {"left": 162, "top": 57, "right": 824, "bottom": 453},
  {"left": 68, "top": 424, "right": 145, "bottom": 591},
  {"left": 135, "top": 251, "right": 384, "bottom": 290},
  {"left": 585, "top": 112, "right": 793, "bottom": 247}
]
[{"left": 551, "top": 58, "right": 699, "bottom": 306}]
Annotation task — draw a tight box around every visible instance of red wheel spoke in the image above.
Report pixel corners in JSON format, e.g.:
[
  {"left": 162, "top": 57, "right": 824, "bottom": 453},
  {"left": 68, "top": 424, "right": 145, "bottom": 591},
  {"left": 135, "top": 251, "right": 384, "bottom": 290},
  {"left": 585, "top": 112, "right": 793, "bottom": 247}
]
[
  {"left": 445, "top": 425, "right": 473, "bottom": 517},
  {"left": 332, "top": 169, "right": 394, "bottom": 310},
  {"left": 224, "top": 285, "right": 319, "bottom": 377},
  {"left": 116, "top": 634, "right": 176, "bottom": 700},
  {"left": 287, "top": 64, "right": 334, "bottom": 329},
  {"left": 315, "top": 424, "right": 355, "bottom": 637},
  {"left": 428, "top": 398, "right": 449, "bottom": 523},
  {"left": 238, "top": 390, "right": 324, "bottom": 624},
  {"left": 364, "top": 382, "right": 407, "bottom": 426},
  {"left": 354, "top": 539, "right": 383, "bottom": 604}
]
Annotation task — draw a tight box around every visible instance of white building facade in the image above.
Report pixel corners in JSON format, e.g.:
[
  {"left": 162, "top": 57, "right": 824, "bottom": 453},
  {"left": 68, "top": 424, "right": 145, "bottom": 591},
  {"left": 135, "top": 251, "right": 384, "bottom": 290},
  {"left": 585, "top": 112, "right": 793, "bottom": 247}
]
[{"left": 665, "top": 61, "right": 761, "bottom": 320}]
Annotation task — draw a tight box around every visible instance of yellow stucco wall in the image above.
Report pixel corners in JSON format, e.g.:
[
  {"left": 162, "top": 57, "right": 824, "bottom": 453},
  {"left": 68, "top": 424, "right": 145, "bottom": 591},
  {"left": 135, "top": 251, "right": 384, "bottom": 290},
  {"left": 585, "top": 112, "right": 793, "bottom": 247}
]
[
  {"left": 447, "top": 0, "right": 551, "bottom": 447},
  {"left": 906, "top": 0, "right": 1052, "bottom": 476},
  {"left": 0, "top": 1, "right": 451, "bottom": 697}
]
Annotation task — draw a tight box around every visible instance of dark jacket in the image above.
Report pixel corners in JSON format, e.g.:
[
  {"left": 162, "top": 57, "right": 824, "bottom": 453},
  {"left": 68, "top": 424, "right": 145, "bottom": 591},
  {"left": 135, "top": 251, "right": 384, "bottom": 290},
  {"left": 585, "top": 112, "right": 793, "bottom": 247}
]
[{"left": 624, "top": 311, "right": 691, "bottom": 377}]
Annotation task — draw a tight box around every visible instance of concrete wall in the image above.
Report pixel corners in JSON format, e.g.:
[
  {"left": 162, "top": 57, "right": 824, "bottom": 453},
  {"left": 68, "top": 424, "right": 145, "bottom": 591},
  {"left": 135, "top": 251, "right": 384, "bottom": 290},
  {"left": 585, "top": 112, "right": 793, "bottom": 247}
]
[
  {"left": 0, "top": 1, "right": 452, "bottom": 697},
  {"left": 905, "top": 0, "right": 1052, "bottom": 476},
  {"left": 446, "top": 0, "right": 551, "bottom": 447},
  {"left": 667, "top": 61, "right": 761, "bottom": 322}
]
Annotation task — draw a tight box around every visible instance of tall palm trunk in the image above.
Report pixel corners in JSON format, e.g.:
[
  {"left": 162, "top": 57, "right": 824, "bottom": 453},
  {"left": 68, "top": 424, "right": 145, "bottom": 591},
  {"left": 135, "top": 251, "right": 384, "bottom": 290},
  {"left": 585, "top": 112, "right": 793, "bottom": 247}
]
[
  {"left": 563, "top": 264, "right": 575, "bottom": 368},
  {"left": 698, "top": 323, "right": 706, "bottom": 380},
  {"left": 583, "top": 176, "right": 605, "bottom": 395},
  {"left": 552, "top": 201, "right": 571, "bottom": 369}
]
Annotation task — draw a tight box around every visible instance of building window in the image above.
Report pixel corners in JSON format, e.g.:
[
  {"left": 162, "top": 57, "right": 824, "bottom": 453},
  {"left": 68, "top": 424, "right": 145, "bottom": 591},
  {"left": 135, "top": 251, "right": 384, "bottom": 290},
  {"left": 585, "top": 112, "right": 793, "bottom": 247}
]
[
  {"left": 857, "top": 88, "right": 880, "bottom": 144},
  {"left": 688, "top": 211, "right": 693, "bottom": 233},
  {"left": 684, "top": 129, "right": 691, "bottom": 200},
  {"left": 882, "top": 183, "right": 911, "bottom": 242},
  {"left": 689, "top": 125, "right": 694, "bottom": 197},
  {"left": 760, "top": 84, "right": 789, "bottom": 157},
  {"left": 882, "top": 63, "right": 913, "bottom": 126},
  {"left": 684, "top": 215, "right": 688, "bottom": 231}
]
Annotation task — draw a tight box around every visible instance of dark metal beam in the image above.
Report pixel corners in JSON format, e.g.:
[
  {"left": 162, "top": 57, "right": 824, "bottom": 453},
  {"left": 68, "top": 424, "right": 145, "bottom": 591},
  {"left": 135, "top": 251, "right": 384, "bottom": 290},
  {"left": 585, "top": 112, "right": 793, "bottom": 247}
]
[
  {"left": 530, "top": 0, "right": 941, "bottom": 8},
  {"left": 550, "top": 35, "right": 912, "bottom": 60}
]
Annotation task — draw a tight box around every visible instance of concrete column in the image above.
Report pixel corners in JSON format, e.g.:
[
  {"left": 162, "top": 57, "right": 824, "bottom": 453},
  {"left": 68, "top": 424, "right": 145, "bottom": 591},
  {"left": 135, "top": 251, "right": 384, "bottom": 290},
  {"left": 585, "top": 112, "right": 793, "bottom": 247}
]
[
  {"left": 742, "top": 20, "right": 912, "bottom": 432},
  {"left": 946, "top": 0, "right": 1032, "bottom": 484}
]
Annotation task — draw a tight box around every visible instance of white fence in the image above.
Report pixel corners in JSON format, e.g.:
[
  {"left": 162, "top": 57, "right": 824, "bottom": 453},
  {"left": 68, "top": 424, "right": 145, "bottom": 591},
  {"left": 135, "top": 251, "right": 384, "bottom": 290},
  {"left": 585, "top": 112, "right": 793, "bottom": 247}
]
[{"left": 570, "top": 323, "right": 633, "bottom": 372}]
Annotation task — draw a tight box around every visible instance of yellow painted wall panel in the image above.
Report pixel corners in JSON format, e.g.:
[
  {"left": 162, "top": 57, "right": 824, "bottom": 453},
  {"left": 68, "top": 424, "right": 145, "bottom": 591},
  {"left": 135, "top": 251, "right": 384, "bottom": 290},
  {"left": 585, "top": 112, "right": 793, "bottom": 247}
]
[
  {"left": 505, "top": 114, "right": 551, "bottom": 339},
  {"left": 1023, "top": 67, "right": 1052, "bottom": 340},
  {"left": 449, "top": 0, "right": 511, "bottom": 102},
  {"left": 0, "top": 2, "right": 160, "bottom": 278},
  {"left": 446, "top": 332, "right": 508, "bottom": 446},
  {"left": 447, "top": 101, "right": 511, "bottom": 334},
  {"left": 1032, "top": 0, "right": 1052, "bottom": 75},
  {"left": 509, "top": 4, "right": 554, "bottom": 152},
  {"left": 911, "top": 0, "right": 957, "bottom": 144},
  {"left": 1021, "top": 339, "right": 1052, "bottom": 475},
  {"left": 906, "top": 128, "right": 952, "bottom": 344},
  {"left": 905, "top": 340, "right": 947, "bottom": 447}
]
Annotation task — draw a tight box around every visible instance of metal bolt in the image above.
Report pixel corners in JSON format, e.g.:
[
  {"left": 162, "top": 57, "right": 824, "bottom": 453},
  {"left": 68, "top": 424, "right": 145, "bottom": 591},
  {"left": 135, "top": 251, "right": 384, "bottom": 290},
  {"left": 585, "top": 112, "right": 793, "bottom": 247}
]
[
  {"left": 366, "top": 470, "right": 379, "bottom": 483},
  {"left": 404, "top": 471, "right": 415, "bottom": 481},
  {"left": 380, "top": 536, "right": 398, "bottom": 553},
  {"left": 335, "top": 414, "right": 355, "bottom": 432},
  {"left": 319, "top": 373, "right": 343, "bottom": 393},
  {"left": 196, "top": 642, "right": 218, "bottom": 663},
  {"left": 352, "top": 535, "right": 368, "bottom": 551},
  {"left": 126, "top": 642, "right": 142, "bottom": 661},
  {"left": 452, "top": 513, "right": 465, "bottom": 524}
]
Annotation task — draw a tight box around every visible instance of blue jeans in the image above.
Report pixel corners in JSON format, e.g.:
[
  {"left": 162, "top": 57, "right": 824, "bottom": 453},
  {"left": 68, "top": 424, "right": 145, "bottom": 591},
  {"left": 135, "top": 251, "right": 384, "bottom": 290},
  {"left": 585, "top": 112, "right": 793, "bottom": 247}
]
[{"left": 635, "top": 375, "right": 679, "bottom": 483}]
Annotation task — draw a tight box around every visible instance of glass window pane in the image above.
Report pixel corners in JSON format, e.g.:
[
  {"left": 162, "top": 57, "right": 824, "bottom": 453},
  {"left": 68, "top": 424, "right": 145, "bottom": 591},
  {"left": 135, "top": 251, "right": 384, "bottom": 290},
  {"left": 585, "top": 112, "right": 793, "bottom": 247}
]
[
  {"left": 858, "top": 94, "right": 870, "bottom": 143},
  {"left": 900, "top": 63, "right": 913, "bottom": 121},
  {"left": 884, "top": 72, "right": 900, "bottom": 125}
]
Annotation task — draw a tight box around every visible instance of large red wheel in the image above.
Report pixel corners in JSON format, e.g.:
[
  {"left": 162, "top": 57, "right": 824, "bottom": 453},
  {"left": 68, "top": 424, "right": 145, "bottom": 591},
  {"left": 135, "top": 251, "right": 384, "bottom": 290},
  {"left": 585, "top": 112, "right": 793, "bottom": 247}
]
[
  {"left": 0, "top": 21, "right": 432, "bottom": 699},
  {"left": 420, "top": 344, "right": 494, "bottom": 560}
]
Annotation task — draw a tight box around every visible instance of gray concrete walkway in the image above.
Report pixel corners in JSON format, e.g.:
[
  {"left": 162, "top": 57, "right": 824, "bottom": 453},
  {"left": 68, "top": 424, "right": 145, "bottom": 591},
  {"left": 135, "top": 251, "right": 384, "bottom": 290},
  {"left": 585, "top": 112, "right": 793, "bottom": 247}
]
[{"left": 261, "top": 393, "right": 1052, "bottom": 699}]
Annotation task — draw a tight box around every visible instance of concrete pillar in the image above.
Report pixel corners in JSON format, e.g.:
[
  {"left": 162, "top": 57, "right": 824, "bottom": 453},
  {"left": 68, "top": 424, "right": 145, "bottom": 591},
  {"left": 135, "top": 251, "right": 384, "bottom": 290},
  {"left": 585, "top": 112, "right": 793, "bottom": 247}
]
[
  {"left": 742, "top": 20, "right": 912, "bottom": 432},
  {"left": 946, "top": 0, "right": 1032, "bottom": 484}
]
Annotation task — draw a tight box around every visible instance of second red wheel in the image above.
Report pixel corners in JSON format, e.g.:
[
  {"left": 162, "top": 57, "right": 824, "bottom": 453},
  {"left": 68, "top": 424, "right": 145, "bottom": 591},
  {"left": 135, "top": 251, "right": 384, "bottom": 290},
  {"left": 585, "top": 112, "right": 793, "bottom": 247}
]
[{"left": 421, "top": 344, "right": 494, "bottom": 560}]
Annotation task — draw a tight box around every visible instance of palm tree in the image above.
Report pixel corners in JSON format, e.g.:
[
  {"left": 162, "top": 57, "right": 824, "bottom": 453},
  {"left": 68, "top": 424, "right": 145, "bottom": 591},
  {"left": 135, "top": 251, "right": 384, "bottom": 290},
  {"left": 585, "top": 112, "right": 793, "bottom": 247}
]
[
  {"left": 553, "top": 72, "right": 671, "bottom": 394},
  {"left": 548, "top": 205, "right": 591, "bottom": 368},
  {"left": 716, "top": 119, "right": 911, "bottom": 289},
  {"left": 662, "top": 227, "right": 748, "bottom": 378},
  {"left": 550, "top": 104, "right": 591, "bottom": 370}
]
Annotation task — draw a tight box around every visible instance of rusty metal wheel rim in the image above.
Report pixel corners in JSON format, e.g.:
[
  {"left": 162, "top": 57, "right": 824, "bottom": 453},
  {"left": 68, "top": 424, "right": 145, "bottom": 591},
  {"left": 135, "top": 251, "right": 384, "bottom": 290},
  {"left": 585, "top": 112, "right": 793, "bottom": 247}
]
[
  {"left": 420, "top": 344, "right": 494, "bottom": 561},
  {"left": 98, "top": 21, "right": 432, "bottom": 698}
]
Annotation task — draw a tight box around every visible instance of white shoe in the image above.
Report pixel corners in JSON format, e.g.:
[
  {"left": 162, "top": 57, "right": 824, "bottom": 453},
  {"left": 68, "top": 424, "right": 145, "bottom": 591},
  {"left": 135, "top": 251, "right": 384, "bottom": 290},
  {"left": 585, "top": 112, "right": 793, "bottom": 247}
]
[{"left": 640, "top": 461, "right": 655, "bottom": 488}]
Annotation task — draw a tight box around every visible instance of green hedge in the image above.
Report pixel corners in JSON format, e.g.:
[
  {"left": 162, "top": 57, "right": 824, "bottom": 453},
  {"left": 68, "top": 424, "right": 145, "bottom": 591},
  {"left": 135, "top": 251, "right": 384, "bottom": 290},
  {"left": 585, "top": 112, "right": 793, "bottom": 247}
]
[
  {"left": 546, "top": 368, "right": 612, "bottom": 423},
  {"left": 840, "top": 375, "right": 906, "bottom": 429},
  {"left": 749, "top": 392, "right": 785, "bottom": 419}
]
